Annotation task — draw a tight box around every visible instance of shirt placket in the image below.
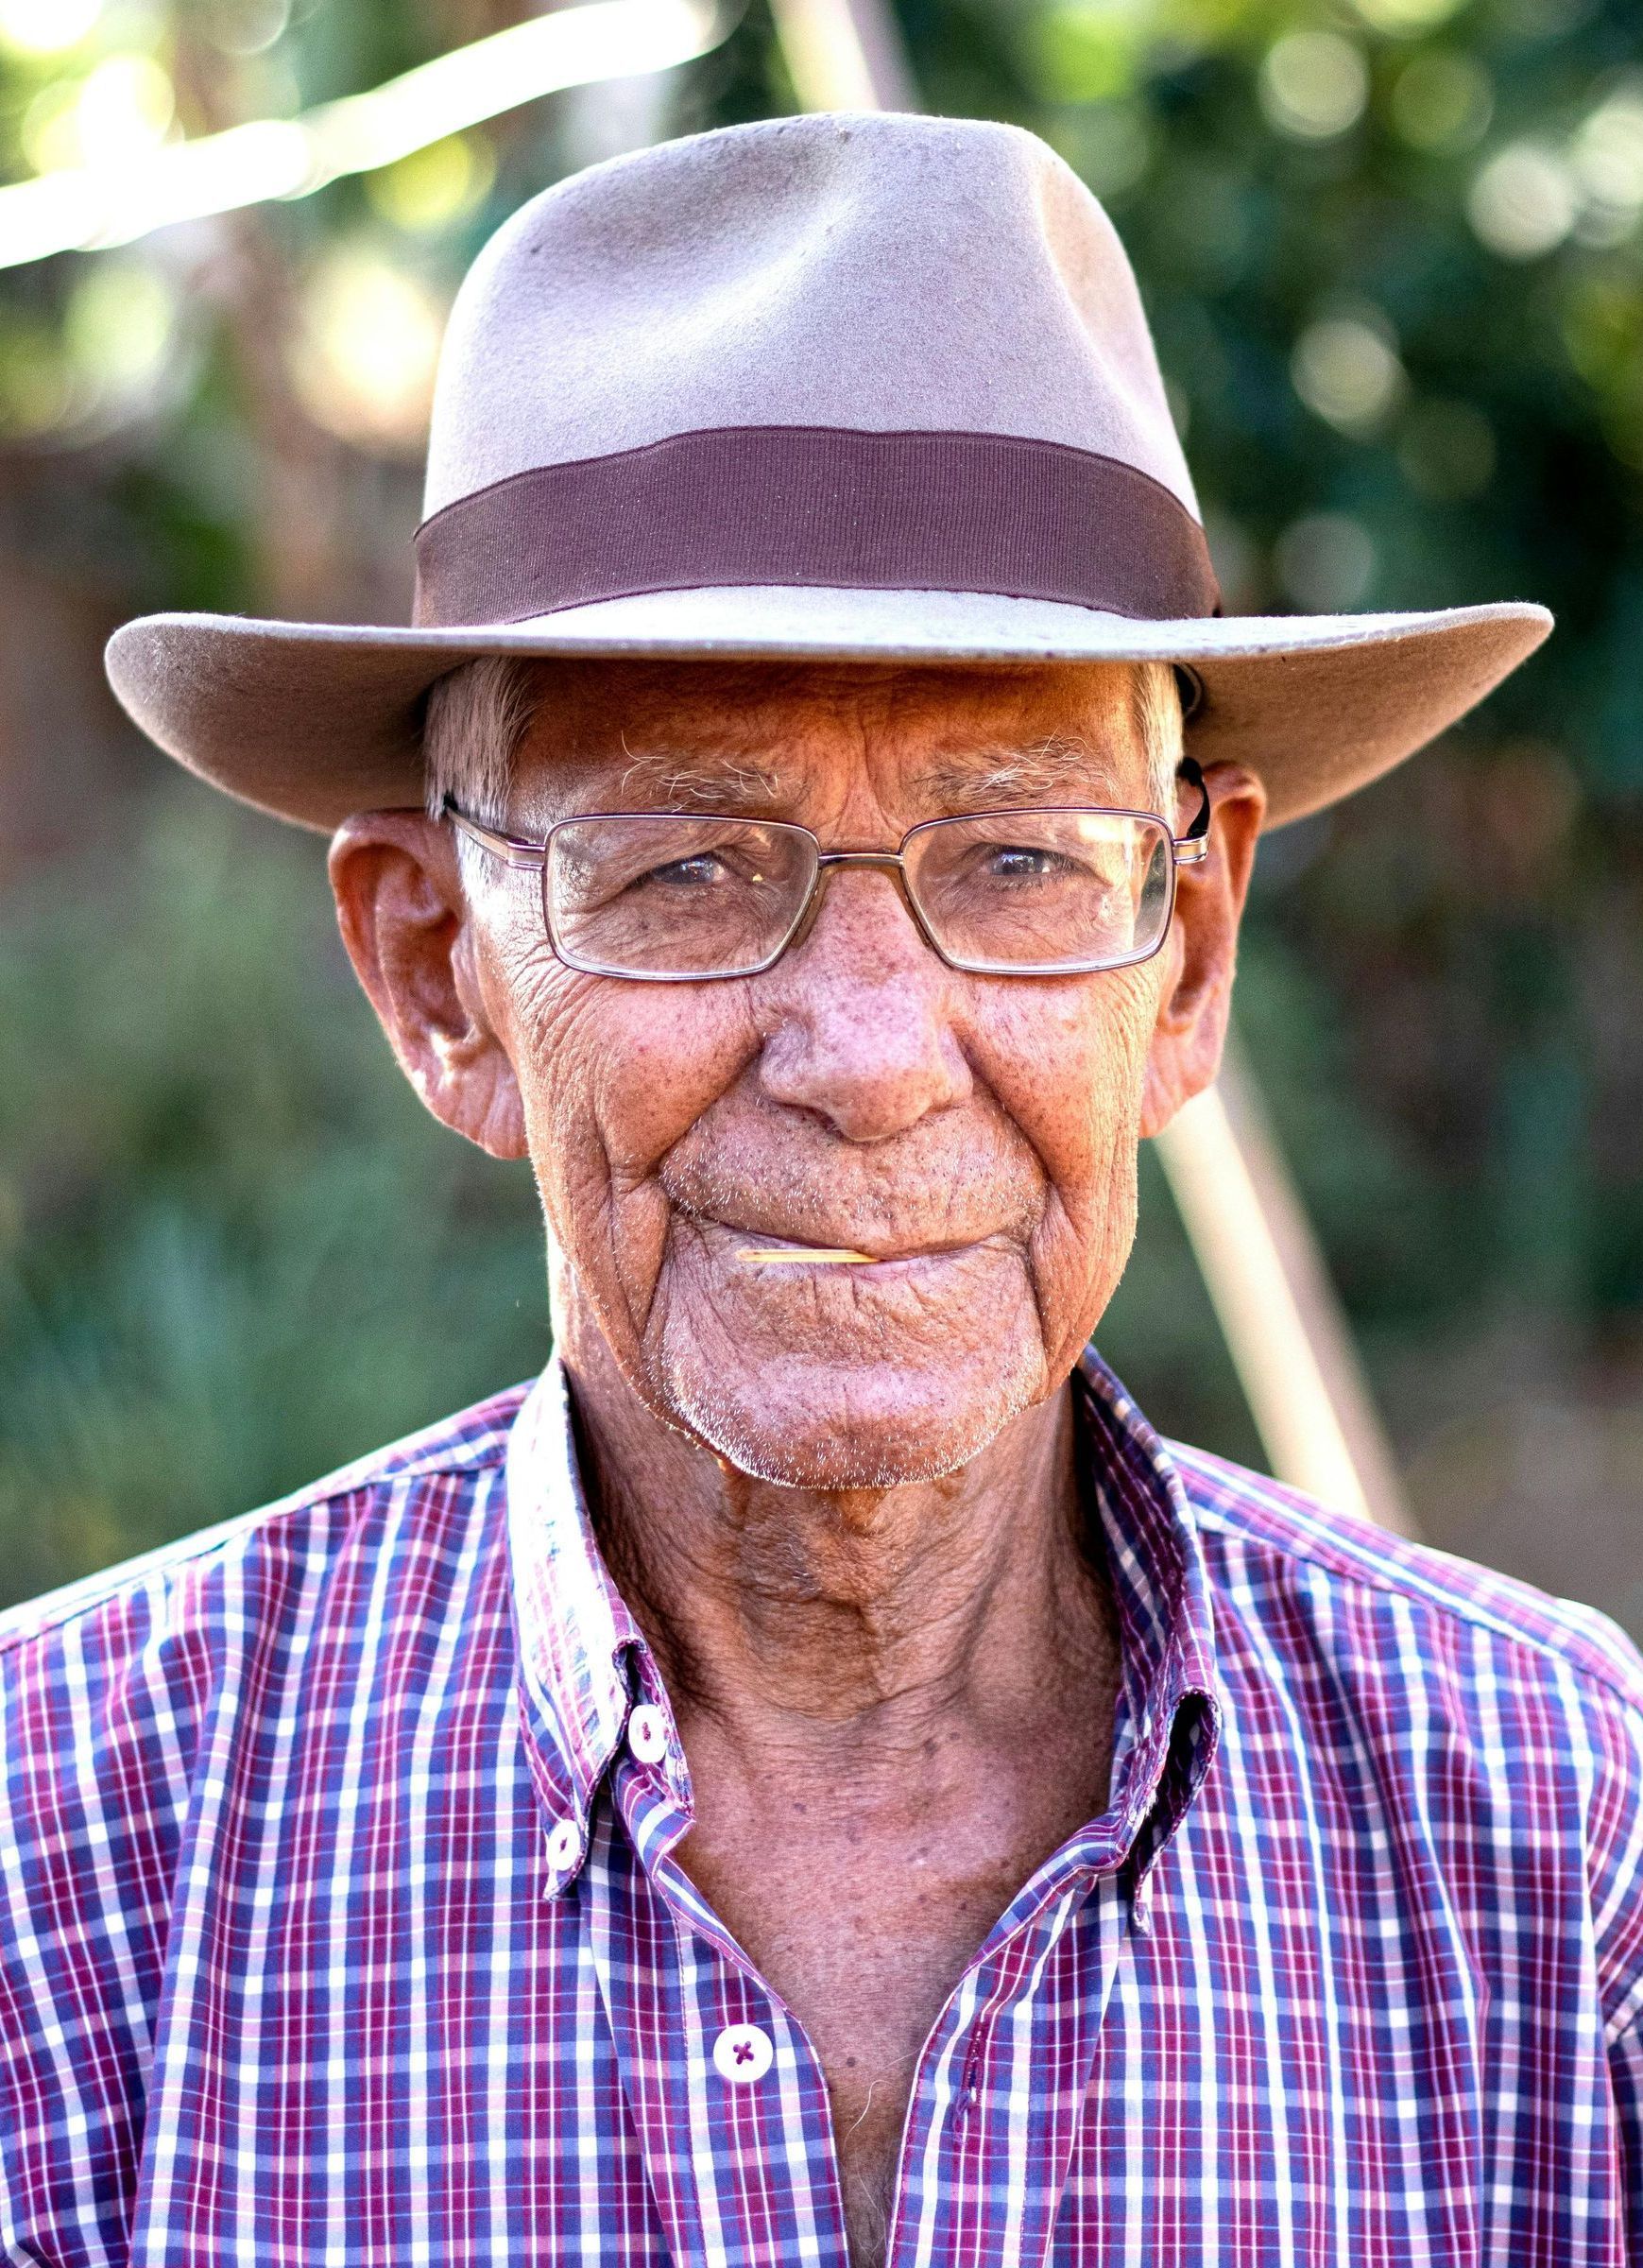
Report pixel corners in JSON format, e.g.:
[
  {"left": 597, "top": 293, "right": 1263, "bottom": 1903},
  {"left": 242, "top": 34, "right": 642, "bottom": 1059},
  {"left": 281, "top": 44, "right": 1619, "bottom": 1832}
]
[
  {"left": 884, "top": 1860, "right": 1136, "bottom": 2268},
  {"left": 582, "top": 1699, "right": 1164, "bottom": 2268},
  {"left": 585, "top": 1745, "right": 851, "bottom": 2268}
]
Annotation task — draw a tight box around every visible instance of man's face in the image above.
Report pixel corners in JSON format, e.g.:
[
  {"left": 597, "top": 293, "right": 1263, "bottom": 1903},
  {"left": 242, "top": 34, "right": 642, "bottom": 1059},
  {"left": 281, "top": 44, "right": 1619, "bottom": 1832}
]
[{"left": 334, "top": 660, "right": 1262, "bottom": 1488}]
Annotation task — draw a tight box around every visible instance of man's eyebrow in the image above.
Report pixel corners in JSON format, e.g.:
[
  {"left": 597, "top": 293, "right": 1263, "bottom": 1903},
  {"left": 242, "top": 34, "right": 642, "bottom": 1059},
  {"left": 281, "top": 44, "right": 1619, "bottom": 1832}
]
[
  {"left": 603, "top": 735, "right": 1129, "bottom": 812},
  {"left": 615, "top": 748, "right": 786, "bottom": 808},
  {"left": 914, "top": 734, "right": 1128, "bottom": 807}
]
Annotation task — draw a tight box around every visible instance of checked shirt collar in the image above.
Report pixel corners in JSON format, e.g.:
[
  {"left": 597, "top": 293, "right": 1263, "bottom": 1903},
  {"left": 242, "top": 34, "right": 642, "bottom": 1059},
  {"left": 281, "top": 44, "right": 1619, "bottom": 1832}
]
[{"left": 504, "top": 1346, "right": 1222, "bottom": 1906}]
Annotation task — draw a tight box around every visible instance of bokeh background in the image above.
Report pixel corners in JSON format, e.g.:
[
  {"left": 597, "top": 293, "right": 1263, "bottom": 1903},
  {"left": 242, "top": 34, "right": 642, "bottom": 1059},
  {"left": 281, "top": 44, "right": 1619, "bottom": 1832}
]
[{"left": 0, "top": 0, "right": 1638, "bottom": 1617}]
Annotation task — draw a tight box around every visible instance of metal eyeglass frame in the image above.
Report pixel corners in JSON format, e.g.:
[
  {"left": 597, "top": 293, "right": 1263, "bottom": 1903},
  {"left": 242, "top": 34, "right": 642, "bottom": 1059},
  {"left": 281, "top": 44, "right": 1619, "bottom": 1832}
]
[{"left": 440, "top": 755, "right": 1211, "bottom": 982}]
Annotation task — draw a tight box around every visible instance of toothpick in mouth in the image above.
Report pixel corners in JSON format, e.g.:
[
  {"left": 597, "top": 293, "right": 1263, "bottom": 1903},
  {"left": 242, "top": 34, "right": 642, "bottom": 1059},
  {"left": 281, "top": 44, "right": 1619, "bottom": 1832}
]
[{"left": 738, "top": 1246, "right": 875, "bottom": 1265}]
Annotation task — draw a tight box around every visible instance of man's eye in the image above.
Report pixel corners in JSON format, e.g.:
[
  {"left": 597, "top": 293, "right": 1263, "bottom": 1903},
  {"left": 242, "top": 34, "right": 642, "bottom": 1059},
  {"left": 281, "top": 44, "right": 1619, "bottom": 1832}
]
[
  {"left": 643, "top": 852, "right": 729, "bottom": 889},
  {"left": 983, "top": 845, "right": 1067, "bottom": 883}
]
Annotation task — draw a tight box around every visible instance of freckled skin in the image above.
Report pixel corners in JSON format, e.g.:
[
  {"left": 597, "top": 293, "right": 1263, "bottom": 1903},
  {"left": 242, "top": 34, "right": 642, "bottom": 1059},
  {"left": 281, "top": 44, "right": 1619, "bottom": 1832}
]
[{"left": 330, "top": 659, "right": 1263, "bottom": 2268}]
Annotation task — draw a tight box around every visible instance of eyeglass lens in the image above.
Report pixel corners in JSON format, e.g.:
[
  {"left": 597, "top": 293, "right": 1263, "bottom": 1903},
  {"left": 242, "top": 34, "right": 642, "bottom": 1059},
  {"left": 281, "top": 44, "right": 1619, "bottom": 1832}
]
[
  {"left": 543, "top": 810, "right": 1173, "bottom": 980},
  {"left": 901, "top": 811, "right": 1172, "bottom": 975}
]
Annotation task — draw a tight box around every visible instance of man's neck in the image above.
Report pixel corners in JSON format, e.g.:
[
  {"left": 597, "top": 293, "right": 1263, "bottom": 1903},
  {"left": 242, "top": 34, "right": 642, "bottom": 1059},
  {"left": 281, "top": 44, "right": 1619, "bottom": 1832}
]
[
  {"left": 554, "top": 1302, "right": 1117, "bottom": 1766},
  {"left": 552, "top": 1298, "right": 1124, "bottom": 2268}
]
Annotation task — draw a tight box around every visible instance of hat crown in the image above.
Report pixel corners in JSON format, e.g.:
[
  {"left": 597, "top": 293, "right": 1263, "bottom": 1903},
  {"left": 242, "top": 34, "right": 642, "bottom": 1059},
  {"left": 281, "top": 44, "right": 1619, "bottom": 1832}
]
[
  {"left": 423, "top": 112, "right": 1198, "bottom": 522},
  {"left": 104, "top": 103, "right": 1551, "bottom": 844}
]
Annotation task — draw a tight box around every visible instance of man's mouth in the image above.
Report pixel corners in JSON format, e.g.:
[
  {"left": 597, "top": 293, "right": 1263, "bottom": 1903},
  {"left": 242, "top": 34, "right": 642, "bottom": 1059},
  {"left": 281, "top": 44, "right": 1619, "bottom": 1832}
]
[{"left": 715, "top": 1225, "right": 978, "bottom": 1271}]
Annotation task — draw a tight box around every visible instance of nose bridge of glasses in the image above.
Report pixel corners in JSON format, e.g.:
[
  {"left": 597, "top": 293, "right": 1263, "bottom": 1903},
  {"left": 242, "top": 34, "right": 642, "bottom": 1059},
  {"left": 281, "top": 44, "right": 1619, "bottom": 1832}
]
[
  {"left": 815, "top": 848, "right": 909, "bottom": 874},
  {"left": 784, "top": 846, "right": 934, "bottom": 958}
]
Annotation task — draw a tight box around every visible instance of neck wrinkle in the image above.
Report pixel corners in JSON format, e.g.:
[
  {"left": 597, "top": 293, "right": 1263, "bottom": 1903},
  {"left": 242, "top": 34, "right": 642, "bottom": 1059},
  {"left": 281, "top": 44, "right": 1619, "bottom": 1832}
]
[{"left": 559, "top": 1305, "right": 1116, "bottom": 1755}]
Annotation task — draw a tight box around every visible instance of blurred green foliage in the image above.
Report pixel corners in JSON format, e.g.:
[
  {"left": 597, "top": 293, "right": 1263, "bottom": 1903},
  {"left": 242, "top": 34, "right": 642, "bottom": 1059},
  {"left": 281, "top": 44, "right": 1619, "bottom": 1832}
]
[
  {"left": 0, "top": 0, "right": 1639, "bottom": 1610},
  {"left": 0, "top": 793, "right": 548, "bottom": 1602}
]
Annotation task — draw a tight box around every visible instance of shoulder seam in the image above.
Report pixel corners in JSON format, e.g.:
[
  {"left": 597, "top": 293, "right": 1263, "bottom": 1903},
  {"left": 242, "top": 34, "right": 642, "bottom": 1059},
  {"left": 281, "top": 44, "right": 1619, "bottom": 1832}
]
[
  {"left": 0, "top": 1429, "right": 514, "bottom": 1658},
  {"left": 1180, "top": 1454, "right": 1643, "bottom": 1717}
]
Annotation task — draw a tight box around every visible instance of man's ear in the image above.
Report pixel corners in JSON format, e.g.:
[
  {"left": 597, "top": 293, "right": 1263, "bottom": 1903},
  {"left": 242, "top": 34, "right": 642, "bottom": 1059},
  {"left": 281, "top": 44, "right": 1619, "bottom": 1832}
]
[
  {"left": 328, "top": 810, "right": 528, "bottom": 1160},
  {"left": 1139, "top": 761, "right": 1267, "bottom": 1138}
]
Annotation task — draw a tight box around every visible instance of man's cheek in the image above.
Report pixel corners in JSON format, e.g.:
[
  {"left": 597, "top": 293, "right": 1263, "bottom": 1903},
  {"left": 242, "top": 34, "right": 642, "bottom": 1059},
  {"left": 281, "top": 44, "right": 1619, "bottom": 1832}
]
[
  {"left": 516, "top": 981, "right": 759, "bottom": 1312},
  {"left": 590, "top": 1005, "right": 759, "bottom": 1186},
  {"left": 983, "top": 981, "right": 1154, "bottom": 1185},
  {"left": 510, "top": 970, "right": 691, "bottom": 1153},
  {"left": 513, "top": 988, "right": 607, "bottom": 1181},
  {"left": 984, "top": 988, "right": 1153, "bottom": 1348}
]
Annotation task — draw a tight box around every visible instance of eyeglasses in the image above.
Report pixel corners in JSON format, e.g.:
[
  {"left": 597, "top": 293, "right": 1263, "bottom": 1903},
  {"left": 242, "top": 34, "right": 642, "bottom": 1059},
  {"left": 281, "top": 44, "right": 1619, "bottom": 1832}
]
[{"left": 441, "top": 759, "right": 1210, "bottom": 983}]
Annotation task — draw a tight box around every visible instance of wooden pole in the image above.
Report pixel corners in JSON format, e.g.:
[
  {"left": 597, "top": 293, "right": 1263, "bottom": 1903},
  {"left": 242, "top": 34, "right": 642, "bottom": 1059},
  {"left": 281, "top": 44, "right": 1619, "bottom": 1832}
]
[
  {"left": 1154, "top": 1045, "right": 1418, "bottom": 1535},
  {"left": 769, "top": 0, "right": 916, "bottom": 110}
]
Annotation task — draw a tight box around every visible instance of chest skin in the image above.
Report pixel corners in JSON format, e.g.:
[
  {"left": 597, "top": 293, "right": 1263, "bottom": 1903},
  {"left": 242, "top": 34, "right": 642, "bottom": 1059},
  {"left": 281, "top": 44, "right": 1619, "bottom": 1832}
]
[{"left": 675, "top": 1687, "right": 1120, "bottom": 2268}]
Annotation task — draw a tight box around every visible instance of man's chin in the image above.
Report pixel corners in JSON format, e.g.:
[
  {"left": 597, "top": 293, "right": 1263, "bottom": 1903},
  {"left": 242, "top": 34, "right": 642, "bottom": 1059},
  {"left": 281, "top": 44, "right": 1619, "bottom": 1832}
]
[{"left": 655, "top": 1352, "right": 1042, "bottom": 1491}]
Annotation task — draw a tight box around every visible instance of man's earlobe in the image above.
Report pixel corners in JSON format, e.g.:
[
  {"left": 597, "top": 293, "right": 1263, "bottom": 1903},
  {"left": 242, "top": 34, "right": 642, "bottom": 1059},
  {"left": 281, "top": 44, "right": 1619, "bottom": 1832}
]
[
  {"left": 328, "top": 811, "right": 528, "bottom": 1160},
  {"left": 1140, "top": 761, "right": 1266, "bottom": 1138}
]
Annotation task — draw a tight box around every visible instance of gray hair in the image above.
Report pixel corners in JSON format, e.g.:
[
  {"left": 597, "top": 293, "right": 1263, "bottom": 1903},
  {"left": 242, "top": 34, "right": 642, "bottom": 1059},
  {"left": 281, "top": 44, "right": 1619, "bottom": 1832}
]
[
  {"left": 424, "top": 655, "right": 539, "bottom": 829},
  {"left": 423, "top": 655, "right": 1186, "bottom": 832}
]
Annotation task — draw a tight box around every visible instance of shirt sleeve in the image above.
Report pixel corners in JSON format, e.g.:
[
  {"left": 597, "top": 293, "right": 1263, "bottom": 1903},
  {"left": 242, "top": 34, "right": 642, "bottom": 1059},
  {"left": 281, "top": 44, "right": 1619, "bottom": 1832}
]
[
  {"left": 1576, "top": 1633, "right": 1643, "bottom": 2262},
  {"left": 1609, "top": 2019, "right": 1643, "bottom": 2260},
  {"left": 0, "top": 1578, "right": 203, "bottom": 2268}
]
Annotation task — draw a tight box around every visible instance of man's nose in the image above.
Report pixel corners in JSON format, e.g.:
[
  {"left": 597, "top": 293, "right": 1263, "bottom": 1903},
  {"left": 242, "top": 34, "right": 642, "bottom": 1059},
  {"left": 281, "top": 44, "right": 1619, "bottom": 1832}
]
[{"left": 753, "top": 868, "right": 972, "bottom": 1142}]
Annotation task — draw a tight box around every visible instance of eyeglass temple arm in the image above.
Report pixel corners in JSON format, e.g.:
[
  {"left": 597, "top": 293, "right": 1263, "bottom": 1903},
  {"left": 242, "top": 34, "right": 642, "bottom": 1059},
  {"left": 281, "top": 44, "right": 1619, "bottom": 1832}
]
[
  {"left": 1173, "top": 756, "right": 1211, "bottom": 867},
  {"left": 441, "top": 796, "right": 548, "bottom": 870}
]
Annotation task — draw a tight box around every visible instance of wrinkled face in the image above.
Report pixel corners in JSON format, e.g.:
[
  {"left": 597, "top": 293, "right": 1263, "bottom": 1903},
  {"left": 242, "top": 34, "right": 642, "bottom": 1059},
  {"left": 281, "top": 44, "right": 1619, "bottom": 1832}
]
[{"left": 334, "top": 660, "right": 1260, "bottom": 1489}]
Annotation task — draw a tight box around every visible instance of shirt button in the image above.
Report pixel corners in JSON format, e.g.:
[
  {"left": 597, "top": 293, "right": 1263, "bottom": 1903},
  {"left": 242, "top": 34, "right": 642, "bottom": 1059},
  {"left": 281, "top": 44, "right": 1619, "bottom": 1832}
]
[
  {"left": 712, "top": 2022, "right": 774, "bottom": 2084},
  {"left": 544, "top": 1817, "right": 583, "bottom": 1873},
  {"left": 627, "top": 1705, "right": 670, "bottom": 1764}
]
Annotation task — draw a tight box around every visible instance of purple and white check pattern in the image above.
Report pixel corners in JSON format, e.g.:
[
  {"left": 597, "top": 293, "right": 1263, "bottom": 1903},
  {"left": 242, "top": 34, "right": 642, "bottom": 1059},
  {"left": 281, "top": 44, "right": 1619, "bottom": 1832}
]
[{"left": 6, "top": 1348, "right": 1643, "bottom": 2264}]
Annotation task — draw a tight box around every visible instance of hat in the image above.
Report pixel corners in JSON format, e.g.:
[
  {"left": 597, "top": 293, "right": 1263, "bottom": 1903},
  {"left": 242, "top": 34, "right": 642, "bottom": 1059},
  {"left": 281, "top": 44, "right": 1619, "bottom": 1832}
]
[{"left": 105, "top": 112, "right": 1550, "bottom": 833}]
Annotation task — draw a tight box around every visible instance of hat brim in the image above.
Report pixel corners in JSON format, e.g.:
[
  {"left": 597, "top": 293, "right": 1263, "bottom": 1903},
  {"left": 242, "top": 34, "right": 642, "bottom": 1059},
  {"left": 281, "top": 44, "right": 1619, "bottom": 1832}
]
[{"left": 105, "top": 584, "right": 1552, "bottom": 833}]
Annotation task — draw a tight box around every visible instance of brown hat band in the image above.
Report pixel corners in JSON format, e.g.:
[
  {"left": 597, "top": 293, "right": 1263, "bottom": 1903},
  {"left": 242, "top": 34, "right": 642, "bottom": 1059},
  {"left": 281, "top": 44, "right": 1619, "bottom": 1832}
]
[{"left": 412, "top": 425, "right": 1222, "bottom": 629}]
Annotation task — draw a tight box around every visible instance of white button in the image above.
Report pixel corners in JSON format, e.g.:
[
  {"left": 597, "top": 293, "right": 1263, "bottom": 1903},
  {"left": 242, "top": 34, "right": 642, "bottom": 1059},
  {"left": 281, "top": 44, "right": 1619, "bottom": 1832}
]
[
  {"left": 544, "top": 1817, "right": 583, "bottom": 1873},
  {"left": 712, "top": 2023, "right": 774, "bottom": 2084},
  {"left": 627, "top": 1705, "right": 670, "bottom": 1764}
]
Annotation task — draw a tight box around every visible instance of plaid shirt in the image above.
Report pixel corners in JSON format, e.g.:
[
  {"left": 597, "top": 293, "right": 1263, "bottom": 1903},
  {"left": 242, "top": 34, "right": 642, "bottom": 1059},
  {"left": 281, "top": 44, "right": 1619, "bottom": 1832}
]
[{"left": 6, "top": 1349, "right": 1643, "bottom": 2266}]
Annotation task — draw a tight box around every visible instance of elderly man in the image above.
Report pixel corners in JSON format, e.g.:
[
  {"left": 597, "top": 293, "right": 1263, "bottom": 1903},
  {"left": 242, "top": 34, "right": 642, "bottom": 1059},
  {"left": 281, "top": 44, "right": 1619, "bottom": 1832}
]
[{"left": 4, "top": 112, "right": 1639, "bottom": 2267}]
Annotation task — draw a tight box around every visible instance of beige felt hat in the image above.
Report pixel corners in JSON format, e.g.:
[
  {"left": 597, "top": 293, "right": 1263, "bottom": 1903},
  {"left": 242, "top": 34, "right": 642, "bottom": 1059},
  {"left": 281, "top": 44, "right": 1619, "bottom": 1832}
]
[{"left": 105, "top": 112, "right": 1550, "bottom": 833}]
